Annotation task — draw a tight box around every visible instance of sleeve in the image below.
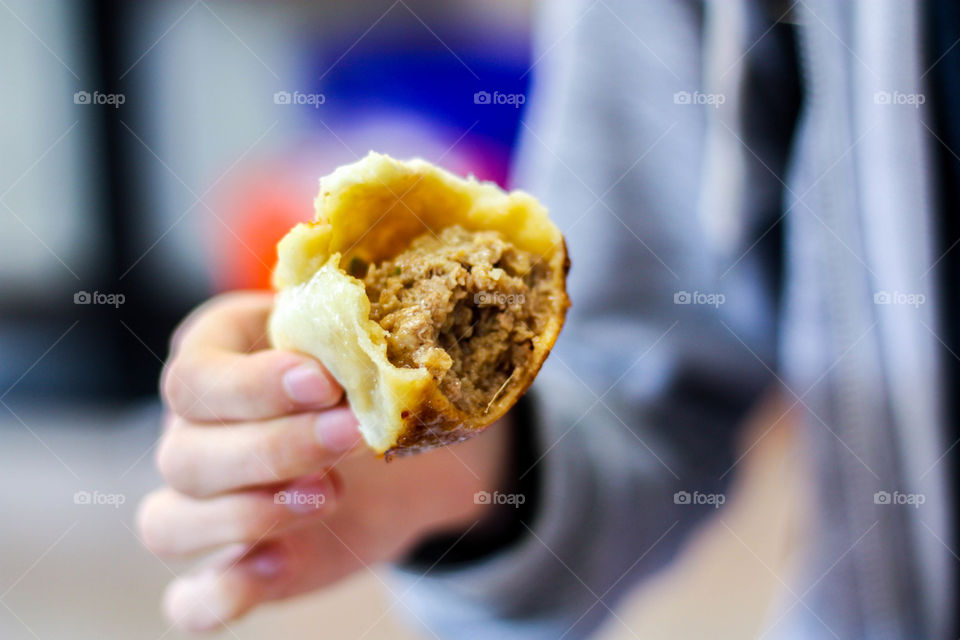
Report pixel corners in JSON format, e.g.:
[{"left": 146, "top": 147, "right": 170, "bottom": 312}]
[{"left": 389, "top": 1, "right": 799, "bottom": 637}]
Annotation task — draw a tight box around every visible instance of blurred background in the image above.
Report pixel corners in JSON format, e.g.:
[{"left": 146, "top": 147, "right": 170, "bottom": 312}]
[
  {"left": 0, "top": 1, "right": 805, "bottom": 638},
  {"left": 0, "top": 0, "right": 531, "bottom": 402}
]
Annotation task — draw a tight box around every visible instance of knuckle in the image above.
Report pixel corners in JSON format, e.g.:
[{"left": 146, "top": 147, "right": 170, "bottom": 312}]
[
  {"left": 245, "top": 350, "right": 301, "bottom": 412},
  {"left": 254, "top": 419, "right": 313, "bottom": 481},
  {"left": 155, "top": 436, "right": 179, "bottom": 485},
  {"left": 137, "top": 493, "right": 171, "bottom": 555},
  {"left": 161, "top": 357, "right": 195, "bottom": 416},
  {"left": 155, "top": 430, "right": 197, "bottom": 495},
  {"left": 254, "top": 430, "right": 294, "bottom": 482},
  {"left": 167, "top": 314, "right": 195, "bottom": 357},
  {"left": 235, "top": 369, "right": 283, "bottom": 415},
  {"left": 232, "top": 499, "right": 282, "bottom": 541},
  {"left": 168, "top": 295, "right": 227, "bottom": 351}
]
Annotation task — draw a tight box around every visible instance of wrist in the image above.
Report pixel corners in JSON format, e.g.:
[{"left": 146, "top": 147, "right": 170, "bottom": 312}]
[{"left": 413, "top": 415, "right": 512, "bottom": 539}]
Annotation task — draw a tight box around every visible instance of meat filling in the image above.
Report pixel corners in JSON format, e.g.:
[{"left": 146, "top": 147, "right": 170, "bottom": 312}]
[{"left": 361, "top": 225, "right": 551, "bottom": 415}]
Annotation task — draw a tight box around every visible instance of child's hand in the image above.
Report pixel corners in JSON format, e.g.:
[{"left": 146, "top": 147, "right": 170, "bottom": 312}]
[{"left": 137, "top": 292, "right": 508, "bottom": 632}]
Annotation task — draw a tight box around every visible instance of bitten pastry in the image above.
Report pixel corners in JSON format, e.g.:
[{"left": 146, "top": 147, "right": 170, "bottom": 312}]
[{"left": 269, "top": 152, "right": 569, "bottom": 455}]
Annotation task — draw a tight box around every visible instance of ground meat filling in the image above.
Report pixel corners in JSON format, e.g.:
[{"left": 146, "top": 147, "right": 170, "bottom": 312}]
[{"left": 361, "top": 225, "right": 551, "bottom": 415}]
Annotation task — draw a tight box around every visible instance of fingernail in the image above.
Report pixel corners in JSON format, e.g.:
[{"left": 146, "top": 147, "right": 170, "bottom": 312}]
[
  {"left": 281, "top": 475, "right": 334, "bottom": 514},
  {"left": 164, "top": 570, "right": 226, "bottom": 632},
  {"left": 283, "top": 363, "right": 333, "bottom": 406},
  {"left": 315, "top": 408, "right": 362, "bottom": 453},
  {"left": 247, "top": 546, "right": 286, "bottom": 578}
]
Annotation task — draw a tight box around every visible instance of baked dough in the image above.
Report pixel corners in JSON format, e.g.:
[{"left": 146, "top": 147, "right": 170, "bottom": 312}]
[{"left": 269, "top": 152, "right": 569, "bottom": 455}]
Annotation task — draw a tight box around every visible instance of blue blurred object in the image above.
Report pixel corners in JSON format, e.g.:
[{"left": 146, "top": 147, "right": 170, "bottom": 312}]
[{"left": 304, "top": 25, "right": 531, "bottom": 186}]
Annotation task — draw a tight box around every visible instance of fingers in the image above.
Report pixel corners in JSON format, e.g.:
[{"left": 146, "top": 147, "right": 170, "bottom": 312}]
[
  {"left": 150, "top": 292, "right": 375, "bottom": 634},
  {"left": 163, "top": 527, "right": 362, "bottom": 633},
  {"left": 163, "top": 543, "right": 271, "bottom": 634},
  {"left": 163, "top": 349, "right": 343, "bottom": 422},
  {"left": 138, "top": 473, "right": 339, "bottom": 557},
  {"left": 162, "top": 292, "right": 343, "bottom": 422},
  {"left": 171, "top": 291, "right": 273, "bottom": 354},
  {"left": 157, "top": 406, "right": 363, "bottom": 497}
]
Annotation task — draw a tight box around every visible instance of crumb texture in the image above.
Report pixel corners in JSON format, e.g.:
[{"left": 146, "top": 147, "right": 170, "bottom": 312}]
[{"left": 362, "top": 225, "right": 552, "bottom": 415}]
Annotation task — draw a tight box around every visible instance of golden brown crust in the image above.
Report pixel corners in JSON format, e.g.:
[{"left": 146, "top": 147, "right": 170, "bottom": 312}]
[{"left": 269, "top": 152, "right": 569, "bottom": 454}]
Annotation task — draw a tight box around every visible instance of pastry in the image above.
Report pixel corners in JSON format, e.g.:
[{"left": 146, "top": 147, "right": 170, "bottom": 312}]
[{"left": 269, "top": 152, "right": 569, "bottom": 455}]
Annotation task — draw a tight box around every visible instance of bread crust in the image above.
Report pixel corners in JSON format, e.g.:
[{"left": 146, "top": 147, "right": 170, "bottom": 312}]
[{"left": 269, "top": 152, "right": 569, "bottom": 455}]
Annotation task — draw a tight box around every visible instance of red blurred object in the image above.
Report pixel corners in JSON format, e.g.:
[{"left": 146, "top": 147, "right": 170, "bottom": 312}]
[
  {"left": 209, "top": 161, "right": 318, "bottom": 292},
  {"left": 208, "top": 117, "right": 512, "bottom": 292}
]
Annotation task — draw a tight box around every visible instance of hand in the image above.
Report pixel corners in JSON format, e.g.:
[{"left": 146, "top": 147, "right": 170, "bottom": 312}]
[{"left": 137, "top": 292, "right": 509, "bottom": 632}]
